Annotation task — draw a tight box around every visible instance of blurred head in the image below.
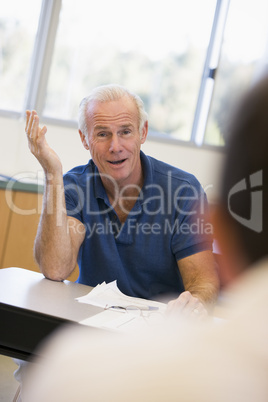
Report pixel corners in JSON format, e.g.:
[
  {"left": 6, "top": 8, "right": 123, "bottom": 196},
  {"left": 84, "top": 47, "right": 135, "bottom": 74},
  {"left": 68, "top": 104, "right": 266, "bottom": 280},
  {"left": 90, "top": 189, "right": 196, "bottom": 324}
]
[
  {"left": 78, "top": 84, "right": 148, "bottom": 137},
  {"left": 214, "top": 74, "right": 268, "bottom": 277}
]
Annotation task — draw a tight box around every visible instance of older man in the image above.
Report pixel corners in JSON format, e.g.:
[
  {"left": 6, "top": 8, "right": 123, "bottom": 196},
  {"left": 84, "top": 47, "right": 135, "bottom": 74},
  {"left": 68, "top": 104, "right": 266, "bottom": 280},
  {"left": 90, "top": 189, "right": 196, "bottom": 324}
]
[{"left": 25, "top": 84, "right": 219, "bottom": 314}]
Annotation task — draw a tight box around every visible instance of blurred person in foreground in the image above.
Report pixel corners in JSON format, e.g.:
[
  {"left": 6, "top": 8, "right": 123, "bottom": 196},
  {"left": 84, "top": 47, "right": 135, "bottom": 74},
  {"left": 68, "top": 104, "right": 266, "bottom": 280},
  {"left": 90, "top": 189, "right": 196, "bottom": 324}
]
[{"left": 23, "top": 76, "right": 268, "bottom": 402}]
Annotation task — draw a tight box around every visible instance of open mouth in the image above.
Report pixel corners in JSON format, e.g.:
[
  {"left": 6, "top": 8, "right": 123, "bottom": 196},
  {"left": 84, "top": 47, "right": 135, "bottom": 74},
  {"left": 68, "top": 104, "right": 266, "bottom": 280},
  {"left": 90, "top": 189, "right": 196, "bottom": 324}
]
[{"left": 108, "top": 159, "right": 127, "bottom": 165}]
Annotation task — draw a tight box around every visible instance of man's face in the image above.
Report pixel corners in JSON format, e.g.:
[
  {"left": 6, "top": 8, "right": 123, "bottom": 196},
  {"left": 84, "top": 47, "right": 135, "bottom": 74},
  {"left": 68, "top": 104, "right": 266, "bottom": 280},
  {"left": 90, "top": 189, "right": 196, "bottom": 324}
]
[{"left": 81, "top": 96, "right": 148, "bottom": 189}]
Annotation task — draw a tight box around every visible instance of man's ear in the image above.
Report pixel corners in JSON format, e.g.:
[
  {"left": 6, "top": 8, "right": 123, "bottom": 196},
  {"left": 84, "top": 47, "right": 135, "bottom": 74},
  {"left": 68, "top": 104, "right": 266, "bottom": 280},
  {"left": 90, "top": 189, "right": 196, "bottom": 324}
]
[
  {"left": 79, "top": 130, "right": 89, "bottom": 150},
  {"left": 140, "top": 121, "right": 148, "bottom": 144}
]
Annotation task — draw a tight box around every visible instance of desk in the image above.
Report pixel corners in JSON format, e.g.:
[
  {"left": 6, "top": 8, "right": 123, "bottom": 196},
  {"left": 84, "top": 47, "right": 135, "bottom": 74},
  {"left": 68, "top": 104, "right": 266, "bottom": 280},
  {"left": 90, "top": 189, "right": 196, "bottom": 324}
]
[{"left": 0, "top": 267, "right": 103, "bottom": 360}]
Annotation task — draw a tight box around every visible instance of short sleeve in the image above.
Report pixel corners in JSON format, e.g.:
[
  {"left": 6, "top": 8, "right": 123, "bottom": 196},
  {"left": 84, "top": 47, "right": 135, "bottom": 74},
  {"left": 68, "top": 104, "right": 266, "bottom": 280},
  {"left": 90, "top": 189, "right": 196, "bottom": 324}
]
[
  {"left": 171, "top": 177, "right": 213, "bottom": 261},
  {"left": 63, "top": 173, "right": 85, "bottom": 222}
]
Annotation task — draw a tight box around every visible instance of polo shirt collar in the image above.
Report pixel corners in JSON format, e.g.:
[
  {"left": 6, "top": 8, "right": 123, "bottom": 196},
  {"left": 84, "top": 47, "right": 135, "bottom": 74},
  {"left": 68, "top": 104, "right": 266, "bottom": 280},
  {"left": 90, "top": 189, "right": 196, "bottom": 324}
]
[
  {"left": 91, "top": 161, "right": 110, "bottom": 205},
  {"left": 140, "top": 150, "right": 153, "bottom": 202},
  {"left": 92, "top": 150, "right": 153, "bottom": 206}
]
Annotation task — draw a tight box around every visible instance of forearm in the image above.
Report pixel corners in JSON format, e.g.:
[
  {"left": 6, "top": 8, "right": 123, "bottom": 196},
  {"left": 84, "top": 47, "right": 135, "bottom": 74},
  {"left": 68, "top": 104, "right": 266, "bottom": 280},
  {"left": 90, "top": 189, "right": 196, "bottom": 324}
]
[
  {"left": 185, "top": 278, "right": 219, "bottom": 305},
  {"left": 34, "top": 173, "right": 76, "bottom": 281},
  {"left": 178, "top": 251, "right": 220, "bottom": 306},
  {"left": 25, "top": 111, "right": 80, "bottom": 279}
]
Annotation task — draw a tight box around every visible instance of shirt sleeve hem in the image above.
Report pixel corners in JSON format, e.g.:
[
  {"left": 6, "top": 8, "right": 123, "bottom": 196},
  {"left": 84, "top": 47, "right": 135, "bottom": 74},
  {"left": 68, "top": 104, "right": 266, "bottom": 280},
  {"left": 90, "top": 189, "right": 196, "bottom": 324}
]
[{"left": 175, "top": 241, "right": 212, "bottom": 261}]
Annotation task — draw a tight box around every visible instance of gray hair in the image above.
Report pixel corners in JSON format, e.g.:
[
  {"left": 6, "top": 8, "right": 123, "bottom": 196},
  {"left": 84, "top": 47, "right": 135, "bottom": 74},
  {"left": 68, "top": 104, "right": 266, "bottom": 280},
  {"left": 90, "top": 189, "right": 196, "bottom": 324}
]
[{"left": 78, "top": 84, "right": 148, "bottom": 136}]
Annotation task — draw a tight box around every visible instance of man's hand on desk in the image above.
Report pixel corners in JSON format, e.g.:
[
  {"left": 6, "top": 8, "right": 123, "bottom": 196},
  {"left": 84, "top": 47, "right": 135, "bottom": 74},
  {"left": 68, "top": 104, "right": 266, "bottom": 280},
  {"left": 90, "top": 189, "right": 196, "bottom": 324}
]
[{"left": 166, "top": 291, "right": 208, "bottom": 320}]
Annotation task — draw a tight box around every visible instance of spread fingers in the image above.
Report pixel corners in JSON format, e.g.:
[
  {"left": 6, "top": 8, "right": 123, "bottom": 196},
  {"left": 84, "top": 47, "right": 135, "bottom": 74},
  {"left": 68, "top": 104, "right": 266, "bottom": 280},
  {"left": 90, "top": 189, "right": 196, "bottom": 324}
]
[{"left": 25, "top": 110, "right": 39, "bottom": 140}]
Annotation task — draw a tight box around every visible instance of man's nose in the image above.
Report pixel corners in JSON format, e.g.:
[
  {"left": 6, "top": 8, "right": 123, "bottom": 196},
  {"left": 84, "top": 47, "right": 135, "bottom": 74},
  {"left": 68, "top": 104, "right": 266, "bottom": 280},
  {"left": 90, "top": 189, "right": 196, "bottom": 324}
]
[{"left": 109, "top": 134, "right": 122, "bottom": 152}]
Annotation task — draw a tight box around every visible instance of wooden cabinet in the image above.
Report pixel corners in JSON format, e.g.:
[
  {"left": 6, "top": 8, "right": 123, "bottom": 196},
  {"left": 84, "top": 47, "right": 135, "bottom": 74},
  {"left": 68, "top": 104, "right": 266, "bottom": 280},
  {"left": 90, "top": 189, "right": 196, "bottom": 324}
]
[
  {"left": 0, "top": 185, "right": 78, "bottom": 282},
  {"left": 0, "top": 189, "right": 12, "bottom": 262}
]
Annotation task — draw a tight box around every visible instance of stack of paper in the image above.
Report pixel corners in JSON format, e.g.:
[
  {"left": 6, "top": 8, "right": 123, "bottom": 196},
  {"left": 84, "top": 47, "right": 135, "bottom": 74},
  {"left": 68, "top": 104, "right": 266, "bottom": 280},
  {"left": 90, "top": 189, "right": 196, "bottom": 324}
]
[
  {"left": 76, "top": 281, "right": 167, "bottom": 332},
  {"left": 76, "top": 280, "right": 166, "bottom": 310}
]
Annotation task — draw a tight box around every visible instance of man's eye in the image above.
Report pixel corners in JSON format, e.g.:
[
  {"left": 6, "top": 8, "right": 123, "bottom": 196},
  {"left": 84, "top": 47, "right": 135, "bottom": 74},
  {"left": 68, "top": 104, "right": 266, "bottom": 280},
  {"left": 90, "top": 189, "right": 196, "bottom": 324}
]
[
  {"left": 122, "top": 130, "right": 131, "bottom": 135},
  {"left": 97, "top": 132, "right": 107, "bottom": 138}
]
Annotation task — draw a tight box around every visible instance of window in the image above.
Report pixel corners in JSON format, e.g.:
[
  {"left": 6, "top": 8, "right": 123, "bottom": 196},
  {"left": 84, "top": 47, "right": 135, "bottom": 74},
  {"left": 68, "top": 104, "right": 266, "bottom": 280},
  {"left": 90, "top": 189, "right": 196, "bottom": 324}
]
[
  {"left": 43, "top": 0, "right": 216, "bottom": 142},
  {"left": 0, "top": 0, "right": 42, "bottom": 113},
  {"left": 1, "top": 0, "right": 267, "bottom": 147},
  {"left": 204, "top": 0, "right": 268, "bottom": 146}
]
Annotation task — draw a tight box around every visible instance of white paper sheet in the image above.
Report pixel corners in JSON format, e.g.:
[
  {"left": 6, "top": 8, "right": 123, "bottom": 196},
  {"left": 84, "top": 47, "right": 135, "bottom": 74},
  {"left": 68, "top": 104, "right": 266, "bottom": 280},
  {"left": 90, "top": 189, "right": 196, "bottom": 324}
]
[
  {"left": 77, "top": 281, "right": 167, "bottom": 332},
  {"left": 79, "top": 309, "right": 141, "bottom": 332},
  {"left": 76, "top": 280, "right": 166, "bottom": 311}
]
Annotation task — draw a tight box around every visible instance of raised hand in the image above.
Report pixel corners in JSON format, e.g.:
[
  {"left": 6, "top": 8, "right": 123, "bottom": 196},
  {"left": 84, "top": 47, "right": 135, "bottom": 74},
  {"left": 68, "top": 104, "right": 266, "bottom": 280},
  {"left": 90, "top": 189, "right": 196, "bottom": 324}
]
[{"left": 25, "top": 110, "right": 62, "bottom": 175}]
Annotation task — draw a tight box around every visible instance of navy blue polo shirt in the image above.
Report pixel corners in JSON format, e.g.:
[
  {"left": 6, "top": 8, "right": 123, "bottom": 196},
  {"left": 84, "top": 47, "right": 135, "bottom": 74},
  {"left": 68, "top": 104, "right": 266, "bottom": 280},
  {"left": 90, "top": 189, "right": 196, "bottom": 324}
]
[{"left": 63, "top": 151, "right": 212, "bottom": 300}]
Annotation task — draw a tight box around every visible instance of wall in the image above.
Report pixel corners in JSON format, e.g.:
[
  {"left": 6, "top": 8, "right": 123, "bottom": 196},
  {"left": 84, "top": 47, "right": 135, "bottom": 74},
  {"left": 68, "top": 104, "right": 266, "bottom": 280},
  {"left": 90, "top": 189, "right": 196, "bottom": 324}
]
[{"left": 0, "top": 116, "right": 225, "bottom": 202}]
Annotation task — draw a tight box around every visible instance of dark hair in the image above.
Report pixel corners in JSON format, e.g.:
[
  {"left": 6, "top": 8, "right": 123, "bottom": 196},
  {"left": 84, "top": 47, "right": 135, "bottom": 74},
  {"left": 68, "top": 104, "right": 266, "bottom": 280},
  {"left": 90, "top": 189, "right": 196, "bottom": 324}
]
[{"left": 220, "top": 74, "right": 268, "bottom": 264}]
